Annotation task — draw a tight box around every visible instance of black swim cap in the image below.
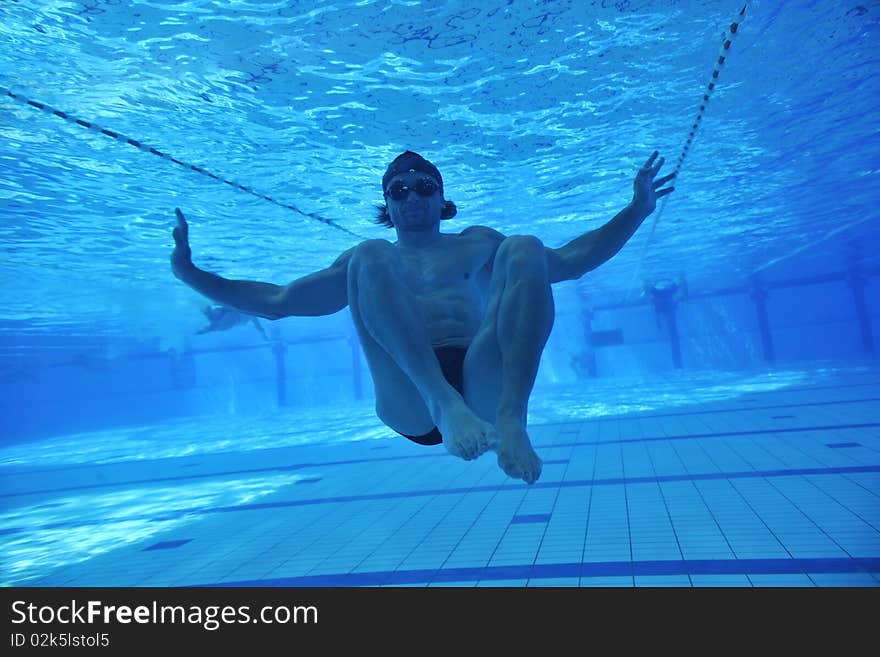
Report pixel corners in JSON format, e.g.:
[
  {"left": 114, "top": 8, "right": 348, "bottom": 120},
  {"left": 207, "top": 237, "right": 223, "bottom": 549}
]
[{"left": 382, "top": 151, "right": 443, "bottom": 193}]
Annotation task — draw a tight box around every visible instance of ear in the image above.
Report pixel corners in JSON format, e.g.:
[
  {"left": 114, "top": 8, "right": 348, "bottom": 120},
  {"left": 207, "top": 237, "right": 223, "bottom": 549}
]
[{"left": 440, "top": 199, "right": 457, "bottom": 220}]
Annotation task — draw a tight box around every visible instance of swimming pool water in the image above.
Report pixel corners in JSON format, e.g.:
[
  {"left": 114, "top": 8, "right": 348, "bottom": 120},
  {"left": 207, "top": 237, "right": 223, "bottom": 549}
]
[{"left": 1, "top": 1, "right": 879, "bottom": 587}]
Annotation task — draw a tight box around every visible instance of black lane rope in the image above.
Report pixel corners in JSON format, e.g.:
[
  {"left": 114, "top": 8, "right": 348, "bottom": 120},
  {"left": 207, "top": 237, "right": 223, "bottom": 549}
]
[
  {"left": 0, "top": 85, "right": 368, "bottom": 240},
  {"left": 626, "top": 4, "right": 747, "bottom": 298}
]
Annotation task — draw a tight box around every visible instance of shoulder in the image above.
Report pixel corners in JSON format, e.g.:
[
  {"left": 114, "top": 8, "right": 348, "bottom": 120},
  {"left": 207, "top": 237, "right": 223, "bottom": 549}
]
[{"left": 331, "top": 245, "right": 357, "bottom": 267}]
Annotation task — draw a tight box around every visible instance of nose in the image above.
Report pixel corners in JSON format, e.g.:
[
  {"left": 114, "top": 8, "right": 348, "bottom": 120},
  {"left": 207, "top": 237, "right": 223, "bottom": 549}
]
[{"left": 402, "top": 190, "right": 423, "bottom": 204}]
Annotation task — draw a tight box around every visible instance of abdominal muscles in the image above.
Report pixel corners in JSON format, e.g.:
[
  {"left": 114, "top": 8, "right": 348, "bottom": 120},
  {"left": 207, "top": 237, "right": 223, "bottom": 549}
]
[{"left": 419, "top": 288, "right": 484, "bottom": 348}]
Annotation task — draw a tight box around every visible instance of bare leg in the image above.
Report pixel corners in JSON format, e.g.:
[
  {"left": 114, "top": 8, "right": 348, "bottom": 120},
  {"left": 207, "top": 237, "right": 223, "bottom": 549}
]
[
  {"left": 347, "top": 240, "right": 498, "bottom": 459},
  {"left": 464, "top": 235, "right": 554, "bottom": 483}
]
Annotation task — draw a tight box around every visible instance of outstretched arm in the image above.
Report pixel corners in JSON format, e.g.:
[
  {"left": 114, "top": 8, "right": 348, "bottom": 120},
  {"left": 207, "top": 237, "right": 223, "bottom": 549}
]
[
  {"left": 546, "top": 151, "right": 675, "bottom": 283},
  {"left": 171, "top": 208, "right": 352, "bottom": 319}
]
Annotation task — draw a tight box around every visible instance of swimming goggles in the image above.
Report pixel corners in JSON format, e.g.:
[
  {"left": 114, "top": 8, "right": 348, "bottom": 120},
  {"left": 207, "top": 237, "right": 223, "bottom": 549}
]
[{"left": 384, "top": 177, "right": 439, "bottom": 201}]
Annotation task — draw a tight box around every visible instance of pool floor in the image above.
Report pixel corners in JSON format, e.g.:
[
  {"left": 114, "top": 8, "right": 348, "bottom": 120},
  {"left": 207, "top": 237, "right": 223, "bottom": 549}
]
[{"left": 3, "top": 365, "right": 879, "bottom": 587}]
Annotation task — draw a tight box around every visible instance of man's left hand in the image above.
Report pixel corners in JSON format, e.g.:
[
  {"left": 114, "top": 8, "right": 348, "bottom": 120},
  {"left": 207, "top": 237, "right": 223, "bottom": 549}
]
[{"left": 632, "top": 151, "right": 676, "bottom": 214}]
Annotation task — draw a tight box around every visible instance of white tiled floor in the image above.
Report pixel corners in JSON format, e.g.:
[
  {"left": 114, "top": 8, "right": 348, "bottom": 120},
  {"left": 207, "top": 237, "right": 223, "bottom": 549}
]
[{"left": 2, "top": 364, "right": 879, "bottom": 587}]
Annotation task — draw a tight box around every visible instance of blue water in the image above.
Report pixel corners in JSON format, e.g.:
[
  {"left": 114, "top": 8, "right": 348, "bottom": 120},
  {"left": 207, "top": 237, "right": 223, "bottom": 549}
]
[{"left": 1, "top": 1, "right": 878, "bottom": 586}]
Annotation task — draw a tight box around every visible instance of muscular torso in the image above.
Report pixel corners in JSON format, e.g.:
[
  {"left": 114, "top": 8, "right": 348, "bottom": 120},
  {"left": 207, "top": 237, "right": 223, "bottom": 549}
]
[{"left": 395, "top": 227, "right": 503, "bottom": 348}]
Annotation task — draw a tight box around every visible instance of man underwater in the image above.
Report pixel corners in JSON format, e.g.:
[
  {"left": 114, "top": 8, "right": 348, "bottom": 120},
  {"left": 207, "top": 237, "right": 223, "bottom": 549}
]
[{"left": 171, "top": 150, "right": 674, "bottom": 483}]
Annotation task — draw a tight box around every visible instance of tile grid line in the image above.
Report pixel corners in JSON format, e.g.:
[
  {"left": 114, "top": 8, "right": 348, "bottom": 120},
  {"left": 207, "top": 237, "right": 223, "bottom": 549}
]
[
  {"left": 578, "top": 440, "right": 600, "bottom": 584},
  {"left": 432, "top": 472, "right": 516, "bottom": 584},
  {"left": 764, "top": 475, "right": 861, "bottom": 580},
  {"left": 724, "top": 470, "right": 799, "bottom": 587},
  {"left": 669, "top": 437, "right": 741, "bottom": 564},
  {"left": 523, "top": 444, "right": 573, "bottom": 584},
  {"left": 621, "top": 439, "right": 636, "bottom": 585},
  {"left": 645, "top": 438, "right": 691, "bottom": 584},
  {"left": 688, "top": 434, "right": 779, "bottom": 575}
]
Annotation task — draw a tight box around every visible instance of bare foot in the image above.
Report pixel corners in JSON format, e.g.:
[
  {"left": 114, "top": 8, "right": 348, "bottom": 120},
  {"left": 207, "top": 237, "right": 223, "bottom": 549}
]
[
  {"left": 438, "top": 398, "right": 499, "bottom": 460},
  {"left": 495, "top": 416, "right": 542, "bottom": 484}
]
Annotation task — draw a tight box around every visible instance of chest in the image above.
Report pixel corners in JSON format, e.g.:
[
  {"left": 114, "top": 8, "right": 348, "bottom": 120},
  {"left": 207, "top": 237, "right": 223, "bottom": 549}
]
[{"left": 397, "top": 235, "right": 496, "bottom": 292}]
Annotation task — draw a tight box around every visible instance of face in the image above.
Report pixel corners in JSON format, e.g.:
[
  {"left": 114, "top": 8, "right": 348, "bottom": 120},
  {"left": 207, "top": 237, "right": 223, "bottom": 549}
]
[{"left": 384, "top": 171, "right": 444, "bottom": 231}]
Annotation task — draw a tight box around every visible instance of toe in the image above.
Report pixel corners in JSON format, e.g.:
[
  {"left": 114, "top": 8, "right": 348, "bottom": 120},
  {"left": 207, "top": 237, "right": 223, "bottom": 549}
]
[
  {"left": 501, "top": 461, "right": 523, "bottom": 480},
  {"left": 526, "top": 462, "right": 542, "bottom": 484}
]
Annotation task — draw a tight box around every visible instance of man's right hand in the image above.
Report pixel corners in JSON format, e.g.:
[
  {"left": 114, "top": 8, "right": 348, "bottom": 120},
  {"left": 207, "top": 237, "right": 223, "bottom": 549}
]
[{"left": 171, "top": 207, "right": 195, "bottom": 280}]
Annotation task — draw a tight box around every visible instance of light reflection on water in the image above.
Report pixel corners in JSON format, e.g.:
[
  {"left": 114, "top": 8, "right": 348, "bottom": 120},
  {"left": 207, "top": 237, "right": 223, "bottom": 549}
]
[
  {"left": 0, "top": 474, "right": 306, "bottom": 586},
  {"left": 0, "top": 403, "right": 383, "bottom": 468},
  {"left": 527, "top": 367, "right": 817, "bottom": 424}
]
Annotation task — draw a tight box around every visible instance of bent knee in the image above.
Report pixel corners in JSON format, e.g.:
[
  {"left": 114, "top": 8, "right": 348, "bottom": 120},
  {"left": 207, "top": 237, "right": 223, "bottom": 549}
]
[{"left": 497, "top": 235, "right": 547, "bottom": 270}]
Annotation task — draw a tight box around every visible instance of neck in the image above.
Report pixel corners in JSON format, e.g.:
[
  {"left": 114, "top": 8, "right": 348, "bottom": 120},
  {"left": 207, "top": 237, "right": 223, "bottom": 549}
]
[{"left": 394, "top": 224, "right": 442, "bottom": 249}]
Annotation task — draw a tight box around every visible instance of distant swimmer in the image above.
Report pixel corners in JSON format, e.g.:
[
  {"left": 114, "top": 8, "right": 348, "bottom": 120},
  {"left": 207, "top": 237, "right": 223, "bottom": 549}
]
[
  {"left": 196, "top": 305, "right": 268, "bottom": 340},
  {"left": 643, "top": 275, "right": 688, "bottom": 324},
  {"left": 171, "top": 150, "right": 674, "bottom": 483}
]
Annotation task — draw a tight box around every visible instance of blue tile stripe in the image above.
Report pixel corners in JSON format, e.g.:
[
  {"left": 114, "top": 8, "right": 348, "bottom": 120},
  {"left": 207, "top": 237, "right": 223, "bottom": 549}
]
[
  {"left": 827, "top": 442, "right": 862, "bottom": 448},
  {"left": 143, "top": 539, "right": 191, "bottom": 551},
  {"left": 5, "top": 463, "right": 879, "bottom": 536},
  {"left": 511, "top": 514, "right": 552, "bottom": 524},
  {"left": 3, "top": 422, "right": 876, "bottom": 500},
  {"left": 202, "top": 557, "right": 880, "bottom": 587}
]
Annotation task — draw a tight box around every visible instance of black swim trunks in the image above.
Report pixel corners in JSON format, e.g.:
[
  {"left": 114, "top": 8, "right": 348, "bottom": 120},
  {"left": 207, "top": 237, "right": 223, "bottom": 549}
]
[{"left": 399, "top": 345, "right": 467, "bottom": 446}]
